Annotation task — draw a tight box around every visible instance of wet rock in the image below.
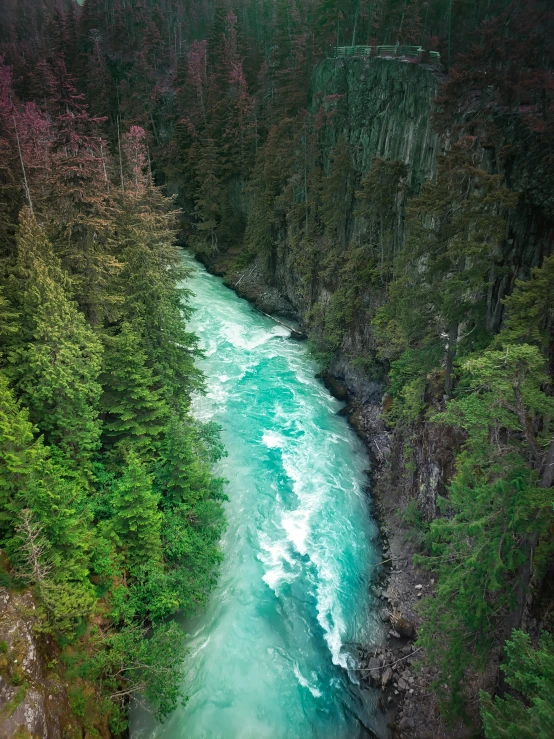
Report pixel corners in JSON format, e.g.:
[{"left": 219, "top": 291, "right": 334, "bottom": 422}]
[
  {"left": 368, "top": 657, "right": 381, "bottom": 673},
  {"left": 316, "top": 371, "right": 349, "bottom": 401},
  {"left": 398, "top": 716, "right": 416, "bottom": 730},
  {"left": 381, "top": 666, "right": 393, "bottom": 687},
  {"left": 393, "top": 616, "right": 416, "bottom": 638}
]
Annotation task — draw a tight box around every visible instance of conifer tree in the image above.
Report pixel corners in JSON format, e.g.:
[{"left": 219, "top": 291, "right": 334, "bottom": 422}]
[
  {"left": 47, "top": 57, "right": 118, "bottom": 326},
  {"left": 6, "top": 210, "right": 103, "bottom": 468},
  {"left": 0, "top": 372, "right": 41, "bottom": 534},
  {"left": 109, "top": 449, "right": 162, "bottom": 566},
  {"left": 481, "top": 630, "right": 554, "bottom": 739},
  {"left": 355, "top": 158, "right": 407, "bottom": 278},
  {"left": 320, "top": 134, "right": 354, "bottom": 249},
  {"left": 0, "top": 372, "right": 95, "bottom": 634},
  {"left": 417, "top": 343, "right": 554, "bottom": 714},
  {"left": 191, "top": 137, "right": 222, "bottom": 254},
  {"left": 100, "top": 322, "right": 169, "bottom": 452},
  {"left": 374, "top": 142, "right": 517, "bottom": 398},
  {"left": 501, "top": 252, "right": 554, "bottom": 362}
]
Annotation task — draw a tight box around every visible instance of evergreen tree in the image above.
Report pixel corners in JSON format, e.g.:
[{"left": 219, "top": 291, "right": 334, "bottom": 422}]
[
  {"left": 108, "top": 449, "right": 162, "bottom": 566},
  {"left": 0, "top": 373, "right": 95, "bottom": 635},
  {"left": 320, "top": 134, "right": 354, "bottom": 250},
  {"left": 0, "top": 372, "right": 41, "bottom": 534},
  {"left": 110, "top": 179, "right": 203, "bottom": 410},
  {"left": 191, "top": 137, "right": 222, "bottom": 254},
  {"left": 416, "top": 343, "right": 554, "bottom": 714},
  {"left": 374, "top": 142, "right": 517, "bottom": 401},
  {"left": 481, "top": 630, "right": 554, "bottom": 739},
  {"left": 355, "top": 158, "right": 407, "bottom": 279},
  {"left": 100, "top": 322, "right": 169, "bottom": 452},
  {"left": 6, "top": 210, "right": 103, "bottom": 468}
]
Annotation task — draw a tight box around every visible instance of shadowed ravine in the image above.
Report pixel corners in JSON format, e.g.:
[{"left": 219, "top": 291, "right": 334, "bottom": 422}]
[{"left": 131, "top": 254, "right": 385, "bottom": 739}]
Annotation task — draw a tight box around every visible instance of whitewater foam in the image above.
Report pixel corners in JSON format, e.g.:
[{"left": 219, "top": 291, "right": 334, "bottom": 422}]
[
  {"left": 258, "top": 532, "right": 298, "bottom": 593},
  {"left": 261, "top": 430, "right": 286, "bottom": 449},
  {"left": 293, "top": 664, "right": 322, "bottom": 698}
]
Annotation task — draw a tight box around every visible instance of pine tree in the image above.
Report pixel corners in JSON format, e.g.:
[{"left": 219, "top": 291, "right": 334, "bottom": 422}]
[
  {"left": 501, "top": 252, "right": 554, "bottom": 363},
  {"left": 109, "top": 449, "right": 162, "bottom": 566},
  {"left": 6, "top": 210, "right": 103, "bottom": 468},
  {"left": 0, "top": 372, "right": 41, "bottom": 534},
  {"left": 481, "top": 630, "right": 554, "bottom": 739},
  {"left": 355, "top": 158, "right": 407, "bottom": 279},
  {"left": 0, "top": 372, "right": 95, "bottom": 635},
  {"left": 374, "top": 142, "right": 517, "bottom": 400},
  {"left": 109, "top": 167, "right": 203, "bottom": 408},
  {"left": 47, "top": 57, "right": 118, "bottom": 326},
  {"left": 416, "top": 343, "right": 554, "bottom": 714},
  {"left": 191, "top": 137, "right": 222, "bottom": 254},
  {"left": 100, "top": 322, "right": 169, "bottom": 452},
  {"left": 320, "top": 134, "right": 354, "bottom": 249}
]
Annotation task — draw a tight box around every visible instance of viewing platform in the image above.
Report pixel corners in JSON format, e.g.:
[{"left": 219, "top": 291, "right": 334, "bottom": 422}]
[{"left": 333, "top": 45, "right": 440, "bottom": 64}]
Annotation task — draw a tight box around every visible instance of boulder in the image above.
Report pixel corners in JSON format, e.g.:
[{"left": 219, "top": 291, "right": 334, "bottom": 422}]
[
  {"left": 381, "top": 666, "right": 393, "bottom": 687},
  {"left": 393, "top": 616, "right": 416, "bottom": 638}
]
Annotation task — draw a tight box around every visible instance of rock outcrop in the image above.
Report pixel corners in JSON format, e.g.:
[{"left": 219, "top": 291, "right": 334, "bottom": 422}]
[{"left": 0, "top": 588, "right": 77, "bottom": 738}]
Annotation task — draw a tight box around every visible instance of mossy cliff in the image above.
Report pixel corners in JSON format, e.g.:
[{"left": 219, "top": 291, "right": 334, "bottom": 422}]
[
  {"left": 310, "top": 57, "right": 442, "bottom": 185},
  {"left": 0, "top": 587, "right": 111, "bottom": 739}
]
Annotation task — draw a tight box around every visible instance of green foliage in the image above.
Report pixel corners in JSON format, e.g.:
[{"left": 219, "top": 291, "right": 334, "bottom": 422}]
[
  {"left": 0, "top": 373, "right": 42, "bottom": 533},
  {"left": 416, "top": 343, "right": 554, "bottom": 715},
  {"left": 190, "top": 138, "right": 222, "bottom": 254},
  {"left": 0, "top": 146, "right": 224, "bottom": 726},
  {"left": 501, "top": 252, "right": 554, "bottom": 353},
  {"left": 106, "top": 450, "right": 162, "bottom": 566},
  {"left": 386, "top": 348, "right": 437, "bottom": 424},
  {"left": 481, "top": 630, "right": 554, "bottom": 739},
  {"left": 355, "top": 158, "right": 407, "bottom": 280},
  {"left": 5, "top": 211, "right": 103, "bottom": 468},
  {"left": 100, "top": 324, "right": 169, "bottom": 452},
  {"left": 319, "top": 134, "right": 354, "bottom": 248},
  {"left": 374, "top": 143, "right": 517, "bottom": 400},
  {"left": 80, "top": 621, "right": 188, "bottom": 723}
]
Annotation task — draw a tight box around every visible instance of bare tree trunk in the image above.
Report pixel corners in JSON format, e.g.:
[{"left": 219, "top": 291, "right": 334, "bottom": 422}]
[
  {"left": 445, "top": 322, "right": 458, "bottom": 397},
  {"left": 117, "top": 117, "right": 125, "bottom": 194},
  {"left": 13, "top": 116, "right": 33, "bottom": 215}
]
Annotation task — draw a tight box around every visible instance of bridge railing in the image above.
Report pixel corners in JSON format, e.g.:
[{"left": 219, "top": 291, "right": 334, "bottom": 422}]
[{"left": 334, "top": 45, "right": 440, "bottom": 64}]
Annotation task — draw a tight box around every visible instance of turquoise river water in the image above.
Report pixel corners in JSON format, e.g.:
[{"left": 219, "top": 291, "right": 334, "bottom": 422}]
[{"left": 132, "top": 255, "right": 385, "bottom": 739}]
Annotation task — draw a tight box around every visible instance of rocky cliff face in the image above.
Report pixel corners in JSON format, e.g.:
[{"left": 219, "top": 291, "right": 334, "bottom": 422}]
[
  {"left": 274, "top": 57, "right": 443, "bottom": 323},
  {"left": 0, "top": 588, "right": 74, "bottom": 739},
  {"left": 0, "top": 587, "right": 111, "bottom": 739},
  {"left": 214, "top": 54, "right": 553, "bottom": 517}
]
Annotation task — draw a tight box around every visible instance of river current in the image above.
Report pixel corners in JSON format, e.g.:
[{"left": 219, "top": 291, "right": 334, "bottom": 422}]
[{"left": 132, "top": 254, "right": 384, "bottom": 739}]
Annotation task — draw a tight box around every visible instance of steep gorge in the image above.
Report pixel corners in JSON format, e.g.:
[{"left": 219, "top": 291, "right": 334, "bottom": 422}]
[
  {"left": 204, "top": 52, "right": 553, "bottom": 518},
  {"left": 196, "top": 52, "right": 554, "bottom": 736},
  {"left": 1, "top": 1, "right": 553, "bottom": 736}
]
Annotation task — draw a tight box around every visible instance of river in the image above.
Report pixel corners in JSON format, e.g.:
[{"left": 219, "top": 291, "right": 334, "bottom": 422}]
[{"left": 132, "top": 254, "right": 385, "bottom": 739}]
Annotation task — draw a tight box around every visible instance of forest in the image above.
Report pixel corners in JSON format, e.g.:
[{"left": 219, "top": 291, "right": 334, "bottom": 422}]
[{"left": 0, "top": 0, "right": 553, "bottom": 736}]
